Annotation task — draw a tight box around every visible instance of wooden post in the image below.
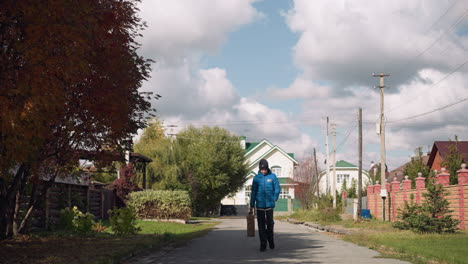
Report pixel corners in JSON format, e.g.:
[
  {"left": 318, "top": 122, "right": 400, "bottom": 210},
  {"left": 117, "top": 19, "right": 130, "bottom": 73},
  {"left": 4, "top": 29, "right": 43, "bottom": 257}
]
[
  {"left": 357, "top": 108, "right": 363, "bottom": 219},
  {"left": 45, "top": 188, "right": 50, "bottom": 230},
  {"left": 100, "top": 189, "right": 104, "bottom": 219},
  {"left": 68, "top": 185, "right": 71, "bottom": 208},
  {"left": 86, "top": 187, "right": 90, "bottom": 213},
  {"left": 142, "top": 162, "right": 147, "bottom": 189}
]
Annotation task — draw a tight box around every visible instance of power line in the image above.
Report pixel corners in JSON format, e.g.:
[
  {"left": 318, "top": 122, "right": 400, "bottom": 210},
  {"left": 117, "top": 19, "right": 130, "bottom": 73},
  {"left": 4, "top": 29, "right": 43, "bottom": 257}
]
[
  {"left": 336, "top": 124, "right": 357, "bottom": 152},
  {"left": 386, "top": 96, "right": 468, "bottom": 123},
  {"left": 376, "top": 56, "right": 468, "bottom": 121}
]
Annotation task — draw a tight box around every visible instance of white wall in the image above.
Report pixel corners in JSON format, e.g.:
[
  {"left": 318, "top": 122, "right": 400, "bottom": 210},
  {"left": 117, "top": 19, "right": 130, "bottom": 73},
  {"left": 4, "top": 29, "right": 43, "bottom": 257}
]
[
  {"left": 247, "top": 149, "right": 295, "bottom": 179},
  {"left": 245, "top": 141, "right": 272, "bottom": 164},
  {"left": 319, "top": 168, "right": 370, "bottom": 194}
]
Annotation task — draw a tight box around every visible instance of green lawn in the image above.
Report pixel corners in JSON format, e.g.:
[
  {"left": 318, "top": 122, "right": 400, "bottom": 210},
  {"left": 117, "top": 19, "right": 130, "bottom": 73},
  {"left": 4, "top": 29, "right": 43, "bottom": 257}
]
[
  {"left": 283, "top": 209, "right": 468, "bottom": 264},
  {"left": 345, "top": 230, "right": 468, "bottom": 264},
  {"left": 0, "top": 220, "right": 219, "bottom": 264}
]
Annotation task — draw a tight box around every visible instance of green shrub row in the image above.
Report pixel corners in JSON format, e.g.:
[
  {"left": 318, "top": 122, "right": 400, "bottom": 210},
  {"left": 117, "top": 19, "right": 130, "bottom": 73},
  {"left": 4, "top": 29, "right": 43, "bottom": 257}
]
[{"left": 127, "top": 190, "right": 192, "bottom": 220}]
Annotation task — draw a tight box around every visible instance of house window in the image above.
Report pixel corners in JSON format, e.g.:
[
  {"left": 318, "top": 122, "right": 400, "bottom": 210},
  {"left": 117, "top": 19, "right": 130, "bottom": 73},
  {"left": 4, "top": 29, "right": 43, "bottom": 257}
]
[
  {"left": 337, "top": 174, "right": 350, "bottom": 184},
  {"left": 271, "top": 166, "right": 282, "bottom": 177},
  {"left": 245, "top": 185, "right": 252, "bottom": 199},
  {"left": 279, "top": 187, "right": 289, "bottom": 199}
]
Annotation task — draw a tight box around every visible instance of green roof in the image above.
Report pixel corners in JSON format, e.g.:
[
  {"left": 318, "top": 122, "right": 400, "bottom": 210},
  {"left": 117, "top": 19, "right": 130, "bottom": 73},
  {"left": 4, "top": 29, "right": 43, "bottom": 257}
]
[
  {"left": 278, "top": 178, "right": 294, "bottom": 184},
  {"left": 335, "top": 160, "right": 357, "bottom": 168},
  {"left": 245, "top": 142, "right": 259, "bottom": 153},
  {"left": 288, "top": 153, "right": 295, "bottom": 159}
]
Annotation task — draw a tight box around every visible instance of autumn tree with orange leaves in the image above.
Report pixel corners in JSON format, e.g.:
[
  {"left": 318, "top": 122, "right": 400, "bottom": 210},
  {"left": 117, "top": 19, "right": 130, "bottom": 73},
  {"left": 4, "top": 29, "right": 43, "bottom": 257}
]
[{"left": 0, "top": 0, "right": 157, "bottom": 238}]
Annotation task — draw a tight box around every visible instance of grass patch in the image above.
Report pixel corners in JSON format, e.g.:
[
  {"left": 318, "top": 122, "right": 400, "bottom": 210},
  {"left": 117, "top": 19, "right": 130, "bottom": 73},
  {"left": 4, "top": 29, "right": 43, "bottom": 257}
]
[
  {"left": 283, "top": 209, "right": 468, "bottom": 263},
  {"left": 0, "top": 220, "right": 218, "bottom": 264},
  {"left": 345, "top": 229, "right": 468, "bottom": 264}
]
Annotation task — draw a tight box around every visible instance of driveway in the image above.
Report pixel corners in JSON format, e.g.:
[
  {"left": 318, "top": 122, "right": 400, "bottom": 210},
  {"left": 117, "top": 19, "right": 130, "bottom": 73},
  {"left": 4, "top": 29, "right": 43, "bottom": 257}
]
[{"left": 126, "top": 218, "right": 409, "bottom": 264}]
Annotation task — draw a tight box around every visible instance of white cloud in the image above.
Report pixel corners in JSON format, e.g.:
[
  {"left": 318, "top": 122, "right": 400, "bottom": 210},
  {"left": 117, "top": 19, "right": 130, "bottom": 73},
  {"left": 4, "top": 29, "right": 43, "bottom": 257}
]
[
  {"left": 138, "top": 0, "right": 261, "bottom": 65},
  {"left": 269, "top": 78, "right": 330, "bottom": 100},
  {"left": 286, "top": 0, "right": 468, "bottom": 87}
]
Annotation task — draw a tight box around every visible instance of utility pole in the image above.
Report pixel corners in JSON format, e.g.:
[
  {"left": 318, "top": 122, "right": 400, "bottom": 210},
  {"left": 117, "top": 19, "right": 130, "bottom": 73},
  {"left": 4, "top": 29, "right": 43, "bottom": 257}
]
[
  {"left": 313, "top": 148, "right": 320, "bottom": 199},
  {"left": 358, "top": 108, "right": 363, "bottom": 219},
  {"left": 373, "top": 73, "right": 389, "bottom": 221},
  {"left": 325, "top": 117, "right": 330, "bottom": 195},
  {"left": 331, "top": 123, "right": 337, "bottom": 209}
]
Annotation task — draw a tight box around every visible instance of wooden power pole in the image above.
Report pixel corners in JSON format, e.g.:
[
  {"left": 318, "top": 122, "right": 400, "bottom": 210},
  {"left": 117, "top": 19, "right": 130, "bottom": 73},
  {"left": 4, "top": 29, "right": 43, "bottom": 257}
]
[
  {"left": 331, "top": 123, "right": 337, "bottom": 209},
  {"left": 313, "top": 148, "right": 320, "bottom": 199},
  {"left": 358, "top": 108, "right": 363, "bottom": 219}
]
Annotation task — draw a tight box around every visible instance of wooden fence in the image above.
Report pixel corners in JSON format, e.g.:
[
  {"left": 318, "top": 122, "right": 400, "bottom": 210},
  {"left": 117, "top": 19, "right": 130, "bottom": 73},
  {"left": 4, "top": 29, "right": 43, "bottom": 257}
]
[
  {"left": 23, "top": 182, "right": 116, "bottom": 230},
  {"left": 367, "top": 164, "right": 468, "bottom": 229}
]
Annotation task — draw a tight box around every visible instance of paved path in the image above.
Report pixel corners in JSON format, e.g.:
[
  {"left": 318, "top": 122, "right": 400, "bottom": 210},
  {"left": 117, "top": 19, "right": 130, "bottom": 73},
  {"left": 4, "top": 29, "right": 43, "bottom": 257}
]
[{"left": 127, "top": 218, "right": 409, "bottom": 264}]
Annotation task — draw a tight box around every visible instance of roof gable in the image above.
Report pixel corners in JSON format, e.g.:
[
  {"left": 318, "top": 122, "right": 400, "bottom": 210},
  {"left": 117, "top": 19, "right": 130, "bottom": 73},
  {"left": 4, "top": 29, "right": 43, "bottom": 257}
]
[
  {"left": 244, "top": 139, "right": 274, "bottom": 157},
  {"left": 335, "top": 160, "right": 357, "bottom": 168},
  {"left": 247, "top": 145, "right": 299, "bottom": 169},
  {"left": 427, "top": 141, "right": 468, "bottom": 168}
]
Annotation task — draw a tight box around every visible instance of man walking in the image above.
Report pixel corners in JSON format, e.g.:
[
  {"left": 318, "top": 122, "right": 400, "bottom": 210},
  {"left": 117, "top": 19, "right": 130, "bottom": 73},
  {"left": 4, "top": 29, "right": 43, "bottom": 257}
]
[{"left": 249, "top": 159, "right": 280, "bottom": 252}]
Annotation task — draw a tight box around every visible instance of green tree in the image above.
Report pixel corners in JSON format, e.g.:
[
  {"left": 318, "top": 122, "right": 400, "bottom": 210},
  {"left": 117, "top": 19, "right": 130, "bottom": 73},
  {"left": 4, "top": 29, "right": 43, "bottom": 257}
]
[
  {"left": 134, "top": 119, "right": 182, "bottom": 190},
  {"left": 341, "top": 178, "right": 347, "bottom": 195},
  {"left": 134, "top": 125, "right": 248, "bottom": 216},
  {"left": 177, "top": 126, "right": 248, "bottom": 216},
  {"left": 403, "top": 147, "right": 431, "bottom": 188},
  {"left": 441, "top": 136, "right": 465, "bottom": 185},
  {"left": 393, "top": 177, "right": 459, "bottom": 233},
  {"left": 347, "top": 178, "right": 357, "bottom": 198}
]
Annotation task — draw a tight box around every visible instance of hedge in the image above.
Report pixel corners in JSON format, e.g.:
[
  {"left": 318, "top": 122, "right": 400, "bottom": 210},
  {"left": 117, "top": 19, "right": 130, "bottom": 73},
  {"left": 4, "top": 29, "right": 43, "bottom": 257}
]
[{"left": 127, "top": 190, "right": 191, "bottom": 220}]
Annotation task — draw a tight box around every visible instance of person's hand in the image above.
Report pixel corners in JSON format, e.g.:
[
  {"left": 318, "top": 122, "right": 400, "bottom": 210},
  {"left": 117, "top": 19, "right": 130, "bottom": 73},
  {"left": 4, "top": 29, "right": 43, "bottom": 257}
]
[{"left": 249, "top": 207, "right": 254, "bottom": 215}]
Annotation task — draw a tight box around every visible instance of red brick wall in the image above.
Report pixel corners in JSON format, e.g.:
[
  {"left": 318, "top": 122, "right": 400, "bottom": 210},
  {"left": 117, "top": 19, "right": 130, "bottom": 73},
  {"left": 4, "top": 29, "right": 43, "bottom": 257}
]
[{"left": 367, "top": 165, "right": 468, "bottom": 230}]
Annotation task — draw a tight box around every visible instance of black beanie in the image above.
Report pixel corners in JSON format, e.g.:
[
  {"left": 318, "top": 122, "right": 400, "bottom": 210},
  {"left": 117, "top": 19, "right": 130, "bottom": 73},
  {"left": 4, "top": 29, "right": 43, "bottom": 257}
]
[{"left": 259, "top": 159, "right": 269, "bottom": 170}]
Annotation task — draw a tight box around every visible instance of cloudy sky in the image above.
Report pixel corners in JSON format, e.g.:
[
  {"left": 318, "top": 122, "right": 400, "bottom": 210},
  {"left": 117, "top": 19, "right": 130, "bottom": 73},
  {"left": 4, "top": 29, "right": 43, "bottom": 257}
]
[{"left": 136, "top": 0, "right": 468, "bottom": 170}]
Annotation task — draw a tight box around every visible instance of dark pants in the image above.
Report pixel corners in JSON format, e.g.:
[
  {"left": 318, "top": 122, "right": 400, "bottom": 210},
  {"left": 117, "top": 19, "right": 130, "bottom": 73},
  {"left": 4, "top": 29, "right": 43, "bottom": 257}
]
[{"left": 257, "top": 208, "right": 274, "bottom": 245}]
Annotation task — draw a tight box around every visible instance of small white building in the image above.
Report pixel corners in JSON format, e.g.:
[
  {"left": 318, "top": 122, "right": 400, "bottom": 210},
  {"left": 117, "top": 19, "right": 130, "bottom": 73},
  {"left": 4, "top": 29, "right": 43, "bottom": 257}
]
[
  {"left": 221, "top": 137, "right": 299, "bottom": 213},
  {"left": 319, "top": 160, "right": 371, "bottom": 194}
]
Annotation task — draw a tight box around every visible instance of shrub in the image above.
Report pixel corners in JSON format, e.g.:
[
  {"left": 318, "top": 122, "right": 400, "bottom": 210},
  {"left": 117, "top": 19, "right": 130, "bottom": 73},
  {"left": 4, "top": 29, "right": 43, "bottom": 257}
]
[
  {"left": 109, "top": 207, "right": 139, "bottom": 235},
  {"left": 108, "top": 164, "right": 140, "bottom": 202},
  {"left": 127, "top": 190, "right": 191, "bottom": 220},
  {"left": 393, "top": 178, "right": 460, "bottom": 233},
  {"left": 60, "top": 206, "right": 95, "bottom": 234}
]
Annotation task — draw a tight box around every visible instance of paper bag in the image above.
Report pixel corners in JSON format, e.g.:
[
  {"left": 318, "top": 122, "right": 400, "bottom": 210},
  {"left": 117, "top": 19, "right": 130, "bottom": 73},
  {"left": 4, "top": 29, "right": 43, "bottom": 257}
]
[{"left": 247, "top": 212, "right": 255, "bottom": 237}]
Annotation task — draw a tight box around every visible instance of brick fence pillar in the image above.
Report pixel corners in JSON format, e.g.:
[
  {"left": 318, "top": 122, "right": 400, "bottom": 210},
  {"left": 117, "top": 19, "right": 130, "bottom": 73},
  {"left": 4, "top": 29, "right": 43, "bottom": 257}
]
[
  {"left": 374, "top": 182, "right": 381, "bottom": 220},
  {"left": 457, "top": 163, "right": 468, "bottom": 229},
  {"left": 391, "top": 177, "right": 400, "bottom": 221},
  {"left": 402, "top": 176, "right": 412, "bottom": 203},
  {"left": 436, "top": 168, "right": 450, "bottom": 186},
  {"left": 415, "top": 173, "right": 426, "bottom": 205}
]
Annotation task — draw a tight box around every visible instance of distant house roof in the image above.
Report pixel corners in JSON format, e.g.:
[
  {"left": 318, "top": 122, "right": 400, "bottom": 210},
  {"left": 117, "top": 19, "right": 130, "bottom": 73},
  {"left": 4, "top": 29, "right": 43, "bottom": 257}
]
[
  {"left": 245, "top": 142, "right": 259, "bottom": 153},
  {"left": 335, "top": 160, "right": 357, "bottom": 168},
  {"left": 389, "top": 155, "right": 430, "bottom": 181},
  {"left": 427, "top": 141, "right": 468, "bottom": 168}
]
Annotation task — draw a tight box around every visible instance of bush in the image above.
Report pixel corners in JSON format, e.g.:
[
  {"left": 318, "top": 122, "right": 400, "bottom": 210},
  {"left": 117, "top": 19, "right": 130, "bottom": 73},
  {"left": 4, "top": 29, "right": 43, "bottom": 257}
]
[
  {"left": 60, "top": 206, "right": 95, "bottom": 234},
  {"left": 393, "top": 179, "right": 460, "bottom": 233},
  {"left": 109, "top": 207, "right": 139, "bottom": 235},
  {"left": 127, "top": 190, "right": 191, "bottom": 220}
]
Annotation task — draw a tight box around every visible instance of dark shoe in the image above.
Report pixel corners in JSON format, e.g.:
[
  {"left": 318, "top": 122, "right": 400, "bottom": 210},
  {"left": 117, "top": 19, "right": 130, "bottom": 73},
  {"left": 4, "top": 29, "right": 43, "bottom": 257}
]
[
  {"left": 260, "top": 242, "right": 267, "bottom": 252},
  {"left": 269, "top": 240, "right": 275, "bottom": 249}
]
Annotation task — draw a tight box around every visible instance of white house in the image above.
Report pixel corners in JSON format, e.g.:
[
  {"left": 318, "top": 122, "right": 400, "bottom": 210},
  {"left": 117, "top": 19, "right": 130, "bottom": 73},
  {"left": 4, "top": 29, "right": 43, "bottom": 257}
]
[
  {"left": 221, "top": 137, "right": 299, "bottom": 213},
  {"left": 319, "top": 160, "right": 371, "bottom": 194}
]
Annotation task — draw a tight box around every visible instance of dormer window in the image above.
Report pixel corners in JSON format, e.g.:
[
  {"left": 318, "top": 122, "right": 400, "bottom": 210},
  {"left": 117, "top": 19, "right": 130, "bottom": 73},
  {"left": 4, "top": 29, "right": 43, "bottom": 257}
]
[{"left": 271, "top": 166, "right": 282, "bottom": 177}]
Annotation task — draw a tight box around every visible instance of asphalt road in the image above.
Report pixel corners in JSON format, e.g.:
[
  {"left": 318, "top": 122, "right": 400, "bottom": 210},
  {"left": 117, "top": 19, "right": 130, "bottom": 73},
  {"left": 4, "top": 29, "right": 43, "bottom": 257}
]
[{"left": 127, "top": 218, "right": 409, "bottom": 264}]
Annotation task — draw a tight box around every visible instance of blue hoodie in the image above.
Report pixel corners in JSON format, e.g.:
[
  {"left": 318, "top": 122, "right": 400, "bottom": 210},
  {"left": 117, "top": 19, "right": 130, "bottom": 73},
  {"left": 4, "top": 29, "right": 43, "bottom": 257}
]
[{"left": 250, "top": 170, "right": 281, "bottom": 208}]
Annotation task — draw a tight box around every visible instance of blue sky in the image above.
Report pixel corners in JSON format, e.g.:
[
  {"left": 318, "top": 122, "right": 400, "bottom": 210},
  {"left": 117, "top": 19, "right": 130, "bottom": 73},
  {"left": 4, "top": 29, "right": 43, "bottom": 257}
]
[{"left": 138, "top": 0, "right": 468, "bottom": 170}]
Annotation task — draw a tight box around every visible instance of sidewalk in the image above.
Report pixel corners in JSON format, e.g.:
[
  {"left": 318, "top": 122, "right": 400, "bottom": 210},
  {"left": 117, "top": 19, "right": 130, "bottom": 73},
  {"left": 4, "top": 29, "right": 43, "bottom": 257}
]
[{"left": 126, "top": 217, "right": 409, "bottom": 264}]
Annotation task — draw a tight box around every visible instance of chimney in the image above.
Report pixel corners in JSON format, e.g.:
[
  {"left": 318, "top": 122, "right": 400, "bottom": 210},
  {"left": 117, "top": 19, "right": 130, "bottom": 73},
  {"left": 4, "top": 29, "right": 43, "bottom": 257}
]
[{"left": 240, "top": 136, "right": 246, "bottom": 150}]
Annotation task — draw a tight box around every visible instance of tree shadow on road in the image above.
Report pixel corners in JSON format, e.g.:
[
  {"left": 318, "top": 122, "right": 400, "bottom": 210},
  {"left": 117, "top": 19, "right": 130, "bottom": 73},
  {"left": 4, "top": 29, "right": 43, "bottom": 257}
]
[{"left": 154, "top": 227, "right": 325, "bottom": 264}]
